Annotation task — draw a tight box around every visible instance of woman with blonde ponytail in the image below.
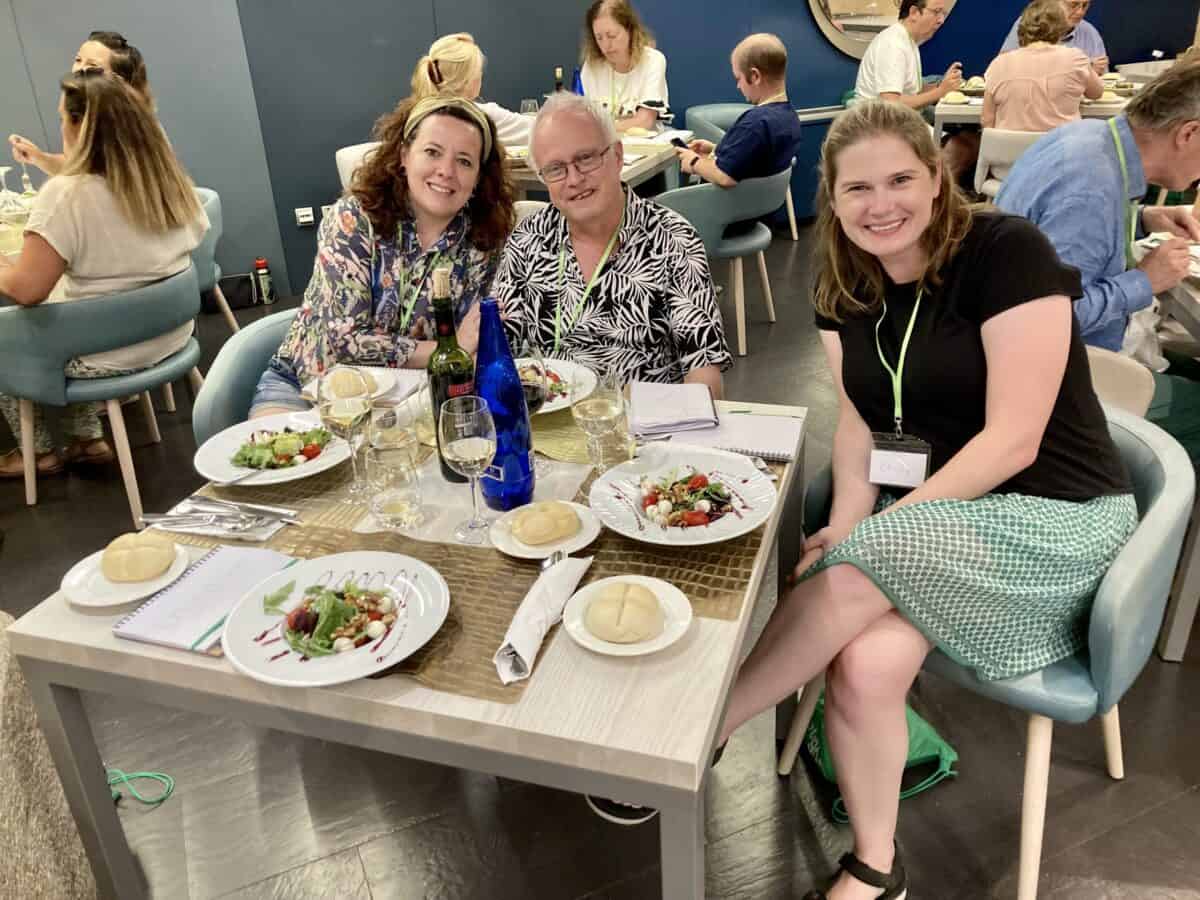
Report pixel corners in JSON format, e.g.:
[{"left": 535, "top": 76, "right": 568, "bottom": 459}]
[
  {"left": 0, "top": 70, "right": 208, "bottom": 477},
  {"left": 411, "top": 33, "right": 532, "bottom": 146}
]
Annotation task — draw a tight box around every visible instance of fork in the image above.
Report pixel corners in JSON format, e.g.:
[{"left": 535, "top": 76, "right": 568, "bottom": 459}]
[
  {"left": 540, "top": 549, "right": 567, "bottom": 572},
  {"left": 214, "top": 468, "right": 264, "bottom": 486}
]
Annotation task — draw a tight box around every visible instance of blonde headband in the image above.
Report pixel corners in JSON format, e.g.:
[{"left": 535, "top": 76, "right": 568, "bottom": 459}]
[{"left": 403, "top": 96, "right": 493, "bottom": 162}]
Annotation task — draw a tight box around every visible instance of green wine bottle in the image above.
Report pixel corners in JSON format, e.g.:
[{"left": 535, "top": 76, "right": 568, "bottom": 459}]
[{"left": 426, "top": 266, "right": 474, "bottom": 483}]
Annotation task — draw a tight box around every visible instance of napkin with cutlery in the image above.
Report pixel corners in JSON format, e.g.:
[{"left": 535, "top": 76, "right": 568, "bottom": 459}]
[
  {"left": 146, "top": 497, "right": 296, "bottom": 542},
  {"left": 494, "top": 556, "right": 593, "bottom": 684}
]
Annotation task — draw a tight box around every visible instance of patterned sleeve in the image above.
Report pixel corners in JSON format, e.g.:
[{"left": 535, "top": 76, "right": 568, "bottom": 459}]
[
  {"left": 452, "top": 246, "right": 501, "bottom": 325},
  {"left": 312, "top": 196, "right": 417, "bottom": 368},
  {"left": 493, "top": 224, "right": 536, "bottom": 350},
  {"left": 663, "top": 214, "right": 733, "bottom": 374}
]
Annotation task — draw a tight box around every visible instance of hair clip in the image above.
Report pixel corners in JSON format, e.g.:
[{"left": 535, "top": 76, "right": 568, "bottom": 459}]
[{"left": 429, "top": 59, "right": 443, "bottom": 85}]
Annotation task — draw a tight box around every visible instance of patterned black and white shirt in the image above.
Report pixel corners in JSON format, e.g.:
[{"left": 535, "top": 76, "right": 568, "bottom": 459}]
[{"left": 494, "top": 189, "right": 733, "bottom": 385}]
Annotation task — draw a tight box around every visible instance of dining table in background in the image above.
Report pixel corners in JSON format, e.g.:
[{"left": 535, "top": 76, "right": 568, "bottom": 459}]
[
  {"left": 932, "top": 96, "right": 1131, "bottom": 143},
  {"left": 10, "top": 398, "right": 809, "bottom": 900},
  {"left": 509, "top": 140, "right": 681, "bottom": 200}
]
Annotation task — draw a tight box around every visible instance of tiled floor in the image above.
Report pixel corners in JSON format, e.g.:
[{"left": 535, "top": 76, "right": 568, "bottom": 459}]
[{"left": 2, "top": 229, "right": 1198, "bottom": 899}]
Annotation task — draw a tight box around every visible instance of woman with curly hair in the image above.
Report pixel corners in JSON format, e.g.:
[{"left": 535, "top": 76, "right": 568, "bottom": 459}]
[{"left": 251, "top": 95, "right": 515, "bottom": 417}]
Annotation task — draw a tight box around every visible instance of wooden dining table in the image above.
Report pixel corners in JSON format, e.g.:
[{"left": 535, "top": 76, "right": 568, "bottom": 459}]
[{"left": 9, "top": 397, "right": 808, "bottom": 899}]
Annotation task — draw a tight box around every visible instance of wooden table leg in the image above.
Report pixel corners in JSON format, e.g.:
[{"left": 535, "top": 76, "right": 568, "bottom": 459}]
[
  {"left": 22, "top": 669, "right": 146, "bottom": 900},
  {"left": 660, "top": 788, "right": 705, "bottom": 899}
]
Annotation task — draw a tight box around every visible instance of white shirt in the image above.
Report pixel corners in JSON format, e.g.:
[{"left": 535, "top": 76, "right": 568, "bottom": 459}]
[
  {"left": 581, "top": 47, "right": 669, "bottom": 120},
  {"left": 478, "top": 100, "right": 532, "bottom": 147},
  {"left": 855, "top": 23, "right": 923, "bottom": 100},
  {"left": 26, "top": 173, "right": 209, "bottom": 371}
]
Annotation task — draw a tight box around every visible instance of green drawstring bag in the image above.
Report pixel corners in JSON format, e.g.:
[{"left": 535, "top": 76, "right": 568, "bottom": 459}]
[{"left": 804, "top": 692, "right": 959, "bottom": 824}]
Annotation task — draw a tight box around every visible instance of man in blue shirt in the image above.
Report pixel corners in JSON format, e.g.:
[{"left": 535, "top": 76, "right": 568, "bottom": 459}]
[
  {"left": 1000, "top": 0, "right": 1108, "bottom": 74},
  {"left": 997, "top": 61, "right": 1200, "bottom": 459},
  {"left": 677, "top": 33, "right": 801, "bottom": 187}
]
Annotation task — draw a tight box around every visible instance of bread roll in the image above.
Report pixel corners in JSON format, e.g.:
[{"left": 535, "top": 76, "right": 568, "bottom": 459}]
[
  {"left": 100, "top": 531, "right": 177, "bottom": 583},
  {"left": 330, "top": 368, "right": 376, "bottom": 397},
  {"left": 964, "top": 76, "right": 986, "bottom": 90},
  {"left": 1100, "top": 90, "right": 1119, "bottom": 102},
  {"left": 942, "top": 91, "right": 968, "bottom": 104},
  {"left": 511, "top": 501, "right": 581, "bottom": 546},
  {"left": 585, "top": 582, "right": 664, "bottom": 644}
]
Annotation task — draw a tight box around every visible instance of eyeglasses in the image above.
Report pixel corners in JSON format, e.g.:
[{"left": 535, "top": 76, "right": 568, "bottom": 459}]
[{"left": 538, "top": 144, "right": 614, "bottom": 183}]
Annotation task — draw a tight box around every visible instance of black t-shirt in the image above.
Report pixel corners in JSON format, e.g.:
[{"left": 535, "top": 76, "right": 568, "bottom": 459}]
[{"left": 815, "top": 213, "right": 1131, "bottom": 501}]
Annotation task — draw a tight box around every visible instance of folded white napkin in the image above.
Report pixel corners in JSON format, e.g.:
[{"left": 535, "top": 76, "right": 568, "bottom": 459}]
[
  {"left": 494, "top": 556, "right": 593, "bottom": 684},
  {"left": 629, "top": 381, "right": 718, "bottom": 437}
]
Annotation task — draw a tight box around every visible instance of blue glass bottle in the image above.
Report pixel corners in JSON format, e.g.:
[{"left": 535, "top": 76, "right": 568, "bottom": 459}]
[
  {"left": 571, "top": 68, "right": 584, "bottom": 95},
  {"left": 475, "top": 298, "right": 535, "bottom": 510}
]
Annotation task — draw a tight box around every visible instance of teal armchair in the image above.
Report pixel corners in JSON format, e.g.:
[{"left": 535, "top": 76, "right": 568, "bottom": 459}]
[
  {"left": 0, "top": 266, "right": 205, "bottom": 526},
  {"left": 192, "top": 309, "right": 297, "bottom": 446},
  {"left": 657, "top": 165, "right": 793, "bottom": 356},
  {"left": 777, "top": 406, "right": 1194, "bottom": 900},
  {"left": 193, "top": 188, "right": 240, "bottom": 335}
]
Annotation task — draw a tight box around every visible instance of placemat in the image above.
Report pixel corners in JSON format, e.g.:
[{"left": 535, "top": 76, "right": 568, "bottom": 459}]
[{"left": 531, "top": 409, "right": 592, "bottom": 464}]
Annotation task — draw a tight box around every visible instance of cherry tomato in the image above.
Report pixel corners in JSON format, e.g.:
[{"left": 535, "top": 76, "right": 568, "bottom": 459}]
[
  {"left": 642, "top": 491, "right": 660, "bottom": 509},
  {"left": 686, "top": 474, "right": 709, "bottom": 491},
  {"left": 682, "top": 510, "right": 710, "bottom": 527},
  {"left": 367, "top": 610, "right": 383, "bottom": 621},
  {"left": 301, "top": 443, "right": 322, "bottom": 460}
]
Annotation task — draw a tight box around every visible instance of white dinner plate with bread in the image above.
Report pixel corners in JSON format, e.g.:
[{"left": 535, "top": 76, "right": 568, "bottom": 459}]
[
  {"left": 562, "top": 575, "right": 692, "bottom": 657},
  {"left": 489, "top": 500, "right": 601, "bottom": 559},
  {"left": 62, "top": 531, "right": 190, "bottom": 608}
]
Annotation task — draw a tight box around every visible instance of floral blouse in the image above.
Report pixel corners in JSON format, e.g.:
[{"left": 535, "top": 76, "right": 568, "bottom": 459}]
[{"left": 270, "top": 193, "right": 499, "bottom": 386}]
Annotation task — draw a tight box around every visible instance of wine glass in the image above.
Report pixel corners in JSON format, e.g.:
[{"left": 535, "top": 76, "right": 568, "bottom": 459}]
[
  {"left": 570, "top": 368, "right": 632, "bottom": 474},
  {"left": 367, "top": 406, "right": 423, "bottom": 529},
  {"left": 0, "top": 168, "right": 26, "bottom": 258},
  {"left": 516, "top": 340, "right": 553, "bottom": 477},
  {"left": 317, "top": 366, "right": 371, "bottom": 501},
  {"left": 520, "top": 99, "right": 539, "bottom": 116},
  {"left": 439, "top": 395, "right": 497, "bottom": 544}
]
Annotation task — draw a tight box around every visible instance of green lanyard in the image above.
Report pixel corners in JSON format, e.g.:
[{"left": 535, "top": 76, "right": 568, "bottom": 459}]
[
  {"left": 874, "top": 288, "right": 923, "bottom": 437},
  {"left": 396, "top": 250, "right": 446, "bottom": 333},
  {"left": 1108, "top": 118, "right": 1138, "bottom": 270},
  {"left": 554, "top": 216, "right": 621, "bottom": 353}
]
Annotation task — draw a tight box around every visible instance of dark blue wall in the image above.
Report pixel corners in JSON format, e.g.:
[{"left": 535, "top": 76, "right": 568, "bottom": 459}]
[{"left": 241, "top": 0, "right": 1200, "bottom": 290}]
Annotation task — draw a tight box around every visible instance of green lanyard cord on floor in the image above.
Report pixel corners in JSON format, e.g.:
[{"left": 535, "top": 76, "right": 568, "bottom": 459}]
[
  {"left": 874, "top": 287, "right": 923, "bottom": 437},
  {"left": 106, "top": 768, "right": 174, "bottom": 807},
  {"left": 1108, "top": 118, "right": 1138, "bottom": 270}
]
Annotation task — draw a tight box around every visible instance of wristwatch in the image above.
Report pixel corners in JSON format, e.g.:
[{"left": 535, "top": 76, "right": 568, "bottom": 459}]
[{"left": 690, "top": 154, "right": 701, "bottom": 171}]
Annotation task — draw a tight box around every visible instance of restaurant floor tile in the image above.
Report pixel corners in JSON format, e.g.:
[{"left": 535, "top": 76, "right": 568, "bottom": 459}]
[{"left": 4, "top": 229, "right": 1200, "bottom": 898}]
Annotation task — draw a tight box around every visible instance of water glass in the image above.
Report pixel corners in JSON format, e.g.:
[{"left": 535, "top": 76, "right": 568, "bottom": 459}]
[{"left": 519, "top": 99, "right": 539, "bottom": 116}]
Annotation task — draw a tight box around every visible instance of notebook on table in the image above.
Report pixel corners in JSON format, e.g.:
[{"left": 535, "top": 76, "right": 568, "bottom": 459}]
[
  {"left": 672, "top": 413, "right": 803, "bottom": 462},
  {"left": 113, "top": 546, "right": 293, "bottom": 655}
]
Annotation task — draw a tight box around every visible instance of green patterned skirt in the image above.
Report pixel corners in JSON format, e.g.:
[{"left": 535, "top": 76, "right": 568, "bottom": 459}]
[{"left": 802, "top": 492, "right": 1138, "bottom": 681}]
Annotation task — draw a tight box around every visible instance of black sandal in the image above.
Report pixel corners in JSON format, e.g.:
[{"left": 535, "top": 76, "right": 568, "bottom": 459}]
[{"left": 802, "top": 849, "right": 907, "bottom": 900}]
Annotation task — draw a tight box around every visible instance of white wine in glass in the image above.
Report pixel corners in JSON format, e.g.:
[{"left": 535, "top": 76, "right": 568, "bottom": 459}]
[
  {"left": 439, "top": 395, "right": 497, "bottom": 544},
  {"left": 570, "top": 370, "right": 632, "bottom": 473},
  {"left": 318, "top": 366, "right": 371, "bottom": 499}
]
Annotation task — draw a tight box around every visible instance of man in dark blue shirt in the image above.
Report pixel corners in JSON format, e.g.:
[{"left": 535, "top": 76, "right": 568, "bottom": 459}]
[{"left": 678, "top": 33, "right": 801, "bottom": 187}]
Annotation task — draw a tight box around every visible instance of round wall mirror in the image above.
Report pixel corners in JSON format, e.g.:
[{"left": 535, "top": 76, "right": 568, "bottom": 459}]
[{"left": 809, "top": 0, "right": 958, "bottom": 60}]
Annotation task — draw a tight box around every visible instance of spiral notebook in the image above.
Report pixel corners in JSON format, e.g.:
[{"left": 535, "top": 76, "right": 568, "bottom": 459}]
[
  {"left": 113, "top": 546, "right": 293, "bottom": 655},
  {"left": 672, "top": 413, "right": 803, "bottom": 462}
]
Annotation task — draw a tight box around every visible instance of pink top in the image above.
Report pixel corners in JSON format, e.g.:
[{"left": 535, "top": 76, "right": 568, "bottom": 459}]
[{"left": 983, "top": 44, "right": 1104, "bottom": 132}]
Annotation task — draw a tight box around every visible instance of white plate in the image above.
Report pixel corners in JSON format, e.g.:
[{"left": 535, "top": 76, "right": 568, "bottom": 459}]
[
  {"left": 61, "top": 544, "right": 190, "bottom": 608},
  {"left": 588, "top": 445, "right": 777, "bottom": 546},
  {"left": 562, "top": 575, "right": 692, "bottom": 657},
  {"left": 222, "top": 551, "right": 450, "bottom": 688},
  {"left": 302, "top": 366, "right": 397, "bottom": 402},
  {"left": 488, "top": 501, "right": 602, "bottom": 560},
  {"left": 515, "top": 358, "right": 595, "bottom": 415},
  {"left": 193, "top": 409, "right": 352, "bottom": 486}
]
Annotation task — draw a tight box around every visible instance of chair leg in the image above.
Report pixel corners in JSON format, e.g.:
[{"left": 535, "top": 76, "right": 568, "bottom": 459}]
[
  {"left": 1018, "top": 714, "right": 1054, "bottom": 900},
  {"left": 785, "top": 188, "right": 799, "bottom": 241},
  {"left": 1100, "top": 706, "right": 1124, "bottom": 780},
  {"left": 162, "top": 382, "right": 176, "bottom": 413},
  {"left": 756, "top": 251, "right": 776, "bottom": 323},
  {"left": 187, "top": 367, "right": 205, "bottom": 395},
  {"left": 19, "top": 398, "right": 36, "bottom": 506},
  {"left": 140, "top": 392, "right": 162, "bottom": 445},
  {"left": 730, "top": 258, "right": 747, "bottom": 357},
  {"left": 105, "top": 399, "right": 143, "bottom": 529},
  {"left": 212, "top": 283, "right": 241, "bottom": 334},
  {"left": 777, "top": 673, "right": 825, "bottom": 776}
]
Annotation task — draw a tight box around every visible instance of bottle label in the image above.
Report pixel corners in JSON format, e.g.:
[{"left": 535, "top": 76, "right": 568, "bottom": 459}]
[{"left": 447, "top": 380, "right": 474, "bottom": 398}]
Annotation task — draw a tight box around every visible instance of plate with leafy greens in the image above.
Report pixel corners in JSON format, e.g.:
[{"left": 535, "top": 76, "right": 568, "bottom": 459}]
[
  {"left": 193, "top": 410, "right": 352, "bottom": 486},
  {"left": 222, "top": 551, "right": 450, "bottom": 687}
]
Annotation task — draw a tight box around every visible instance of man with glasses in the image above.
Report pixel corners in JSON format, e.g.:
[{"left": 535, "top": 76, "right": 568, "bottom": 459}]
[
  {"left": 494, "top": 92, "right": 730, "bottom": 401},
  {"left": 1000, "top": 0, "right": 1108, "bottom": 75}
]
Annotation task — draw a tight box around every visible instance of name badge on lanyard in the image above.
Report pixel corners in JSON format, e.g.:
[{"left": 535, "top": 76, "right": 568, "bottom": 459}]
[{"left": 869, "top": 289, "right": 931, "bottom": 489}]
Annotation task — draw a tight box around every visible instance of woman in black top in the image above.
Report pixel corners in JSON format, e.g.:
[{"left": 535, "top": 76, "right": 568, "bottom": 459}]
[{"left": 718, "top": 101, "right": 1136, "bottom": 900}]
